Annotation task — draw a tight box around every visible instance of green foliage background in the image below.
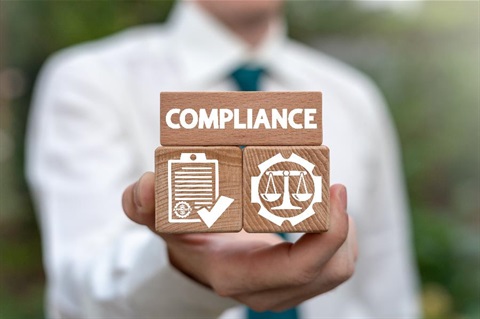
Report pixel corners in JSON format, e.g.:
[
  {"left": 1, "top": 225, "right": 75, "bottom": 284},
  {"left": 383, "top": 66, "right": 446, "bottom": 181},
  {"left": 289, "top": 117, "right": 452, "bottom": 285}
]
[{"left": 0, "top": 1, "right": 478, "bottom": 318}]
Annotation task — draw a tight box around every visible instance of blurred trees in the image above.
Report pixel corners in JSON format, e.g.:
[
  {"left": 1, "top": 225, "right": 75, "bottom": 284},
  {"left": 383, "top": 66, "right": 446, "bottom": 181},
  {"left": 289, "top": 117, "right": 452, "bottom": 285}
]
[
  {"left": 287, "top": 2, "right": 480, "bottom": 317},
  {"left": 1, "top": 1, "right": 478, "bottom": 318}
]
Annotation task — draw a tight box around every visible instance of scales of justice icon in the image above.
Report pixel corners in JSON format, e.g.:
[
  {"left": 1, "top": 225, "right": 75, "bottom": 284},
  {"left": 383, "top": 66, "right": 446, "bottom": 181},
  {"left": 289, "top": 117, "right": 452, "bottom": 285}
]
[
  {"left": 261, "top": 170, "right": 312, "bottom": 210},
  {"left": 251, "top": 153, "right": 323, "bottom": 226}
]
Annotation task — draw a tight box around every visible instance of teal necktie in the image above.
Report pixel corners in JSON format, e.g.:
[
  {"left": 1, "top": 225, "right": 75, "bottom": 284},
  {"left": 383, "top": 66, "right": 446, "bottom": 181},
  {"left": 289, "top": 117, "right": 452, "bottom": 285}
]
[
  {"left": 231, "top": 66, "right": 264, "bottom": 91},
  {"left": 230, "top": 66, "right": 299, "bottom": 319}
]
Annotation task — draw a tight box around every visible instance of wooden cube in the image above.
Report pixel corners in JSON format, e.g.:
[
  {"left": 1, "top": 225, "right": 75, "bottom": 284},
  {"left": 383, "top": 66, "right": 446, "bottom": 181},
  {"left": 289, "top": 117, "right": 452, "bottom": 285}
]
[
  {"left": 243, "top": 146, "right": 330, "bottom": 233},
  {"left": 160, "top": 92, "right": 322, "bottom": 146},
  {"left": 155, "top": 146, "right": 243, "bottom": 233}
]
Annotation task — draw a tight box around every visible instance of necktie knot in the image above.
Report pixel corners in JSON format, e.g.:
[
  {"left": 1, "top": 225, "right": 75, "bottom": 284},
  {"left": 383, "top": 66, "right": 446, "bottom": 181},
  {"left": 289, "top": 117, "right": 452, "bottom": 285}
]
[{"left": 230, "top": 66, "right": 265, "bottom": 91}]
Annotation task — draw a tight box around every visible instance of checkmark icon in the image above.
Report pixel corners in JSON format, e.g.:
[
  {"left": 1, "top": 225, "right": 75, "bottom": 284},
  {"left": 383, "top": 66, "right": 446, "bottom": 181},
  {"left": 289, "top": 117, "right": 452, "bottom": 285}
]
[{"left": 197, "top": 196, "right": 234, "bottom": 228}]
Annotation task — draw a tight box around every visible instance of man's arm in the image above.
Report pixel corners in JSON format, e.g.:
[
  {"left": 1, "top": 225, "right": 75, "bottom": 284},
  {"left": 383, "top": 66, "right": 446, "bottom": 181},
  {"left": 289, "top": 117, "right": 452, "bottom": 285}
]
[{"left": 26, "top": 52, "right": 239, "bottom": 318}]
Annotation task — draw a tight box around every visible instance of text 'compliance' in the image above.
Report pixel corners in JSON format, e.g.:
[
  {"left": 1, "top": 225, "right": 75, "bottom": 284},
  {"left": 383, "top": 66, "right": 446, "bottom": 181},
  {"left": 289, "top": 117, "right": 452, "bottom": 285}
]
[{"left": 160, "top": 92, "right": 323, "bottom": 146}]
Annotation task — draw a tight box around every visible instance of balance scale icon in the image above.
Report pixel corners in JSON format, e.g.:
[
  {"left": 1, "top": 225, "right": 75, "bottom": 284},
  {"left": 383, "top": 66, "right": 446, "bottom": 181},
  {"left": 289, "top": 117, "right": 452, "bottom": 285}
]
[
  {"left": 251, "top": 153, "right": 323, "bottom": 226},
  {"left": 261, "top": 170, "right": 312, "bottom": 210}
]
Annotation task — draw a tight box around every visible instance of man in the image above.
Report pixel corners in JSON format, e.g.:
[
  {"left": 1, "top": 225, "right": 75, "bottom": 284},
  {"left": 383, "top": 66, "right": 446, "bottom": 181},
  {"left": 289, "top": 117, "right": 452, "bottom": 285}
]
[{"left": 27, "top": 1, "right": 419, "bottom": 318}]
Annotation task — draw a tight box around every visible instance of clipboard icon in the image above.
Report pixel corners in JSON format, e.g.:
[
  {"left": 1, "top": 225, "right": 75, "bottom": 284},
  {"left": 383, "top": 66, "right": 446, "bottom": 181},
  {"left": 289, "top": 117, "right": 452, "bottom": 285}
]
[{"left": 168, "top": 153, "right": 219, "bottom": 223}]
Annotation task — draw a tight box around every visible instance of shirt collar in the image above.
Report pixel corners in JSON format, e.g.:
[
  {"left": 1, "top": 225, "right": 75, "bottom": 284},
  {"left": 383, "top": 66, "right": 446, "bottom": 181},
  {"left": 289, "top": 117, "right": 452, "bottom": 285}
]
[{"left": 167, "top": 1, "right": 288, "bottom": 86}]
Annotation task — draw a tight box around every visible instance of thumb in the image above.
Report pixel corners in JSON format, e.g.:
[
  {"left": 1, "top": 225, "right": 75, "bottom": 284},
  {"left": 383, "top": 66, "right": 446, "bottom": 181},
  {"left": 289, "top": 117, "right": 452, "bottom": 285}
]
[{"left": 122, "top": 172, "right": 156, "bottom": 230}]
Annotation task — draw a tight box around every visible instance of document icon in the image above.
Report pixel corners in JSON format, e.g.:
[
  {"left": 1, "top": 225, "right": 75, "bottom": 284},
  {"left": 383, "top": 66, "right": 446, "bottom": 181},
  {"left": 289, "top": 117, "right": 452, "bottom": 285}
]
[{"left": 168, "top": 153, "right": 218, "bottom": 223}]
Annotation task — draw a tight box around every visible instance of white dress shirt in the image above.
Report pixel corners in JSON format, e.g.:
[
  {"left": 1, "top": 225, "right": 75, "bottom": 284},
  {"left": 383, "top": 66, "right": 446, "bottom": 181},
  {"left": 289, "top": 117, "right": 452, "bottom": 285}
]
[{"left": 26, "top": 1, "right": 420, "bottom": 318}]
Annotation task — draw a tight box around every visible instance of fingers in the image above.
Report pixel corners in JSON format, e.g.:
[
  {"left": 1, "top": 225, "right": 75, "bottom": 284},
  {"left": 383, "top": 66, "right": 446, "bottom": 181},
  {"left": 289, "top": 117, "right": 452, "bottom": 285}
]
[
  {"left": 209, "top": 184, "right": 351, "bottom": 296},
  {"left": 166, "top": 232, "right": 284, "bottom": 285},
  {"left": 288, "top": 184, "right": 349, "bottom": 274},
  {"left": 122, "top": 172, "right": 156, "bottom": 230},
  {"left": 233, "top": 205, "right": 357, "bottom": 312}
]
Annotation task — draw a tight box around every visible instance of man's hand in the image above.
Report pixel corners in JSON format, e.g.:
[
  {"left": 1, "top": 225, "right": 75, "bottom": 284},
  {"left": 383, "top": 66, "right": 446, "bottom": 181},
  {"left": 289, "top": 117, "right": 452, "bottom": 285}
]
[{"left": 122, "top": 172, "right": 357, "bottom": 312}]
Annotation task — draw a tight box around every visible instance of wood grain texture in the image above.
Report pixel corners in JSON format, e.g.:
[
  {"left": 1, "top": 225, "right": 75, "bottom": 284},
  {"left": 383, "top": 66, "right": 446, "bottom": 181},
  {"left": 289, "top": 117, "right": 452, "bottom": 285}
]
[
  {"left": 160, "top": 92, "right": 322, "bottom": 146},
  {"left": 155, "top": 146, "right": 243, "bottom": 233},
  {"left": 243, "top": 146, "right": 330, "bottom": 233}
]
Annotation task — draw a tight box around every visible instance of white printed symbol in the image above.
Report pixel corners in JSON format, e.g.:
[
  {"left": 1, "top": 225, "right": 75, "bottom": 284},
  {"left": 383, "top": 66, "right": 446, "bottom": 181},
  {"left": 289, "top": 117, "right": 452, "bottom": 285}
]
[
  {"left": 251, "top": 153, "right": 323, "bottom": 226},
  {"left": 168, "top": 153, "right": 234, "bottom": 227},
  {"left": 173, "top": 201, "right": 192, "bottom": 218}
]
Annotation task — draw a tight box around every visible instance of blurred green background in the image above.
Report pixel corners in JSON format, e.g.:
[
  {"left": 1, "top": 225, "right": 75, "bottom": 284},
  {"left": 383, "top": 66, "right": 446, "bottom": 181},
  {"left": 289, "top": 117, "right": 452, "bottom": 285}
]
[{"left": 0, "top": 1, "right": 478, "bottom": 318}]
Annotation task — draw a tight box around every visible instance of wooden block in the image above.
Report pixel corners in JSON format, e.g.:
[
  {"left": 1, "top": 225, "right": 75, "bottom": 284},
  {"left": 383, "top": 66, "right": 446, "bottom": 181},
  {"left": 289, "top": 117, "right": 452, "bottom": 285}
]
[
  {"left": 243, "top": 146, "right": 330, "bottom": 233},
  {"left": 155, "top": 146, "right": 243, "bottom": 233},
  {"left": 160, "top": 92, "right": 322, "bottom": 146}
]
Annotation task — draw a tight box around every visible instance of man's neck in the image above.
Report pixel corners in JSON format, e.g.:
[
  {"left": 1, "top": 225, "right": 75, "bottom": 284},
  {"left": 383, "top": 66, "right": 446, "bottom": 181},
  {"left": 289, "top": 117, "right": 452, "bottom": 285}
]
[
  {"left": 195, "top": 1, "right": 282, "bottom": 48},
  {"left": 220, "top": 14, "right": 278, "bottom": 48}
]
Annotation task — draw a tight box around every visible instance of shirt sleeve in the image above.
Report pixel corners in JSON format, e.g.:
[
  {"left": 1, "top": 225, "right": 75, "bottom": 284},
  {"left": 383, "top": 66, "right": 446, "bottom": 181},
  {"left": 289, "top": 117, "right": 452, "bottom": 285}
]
[{"left": 26, "top": 50, "right": 238, "bottom": 319}]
